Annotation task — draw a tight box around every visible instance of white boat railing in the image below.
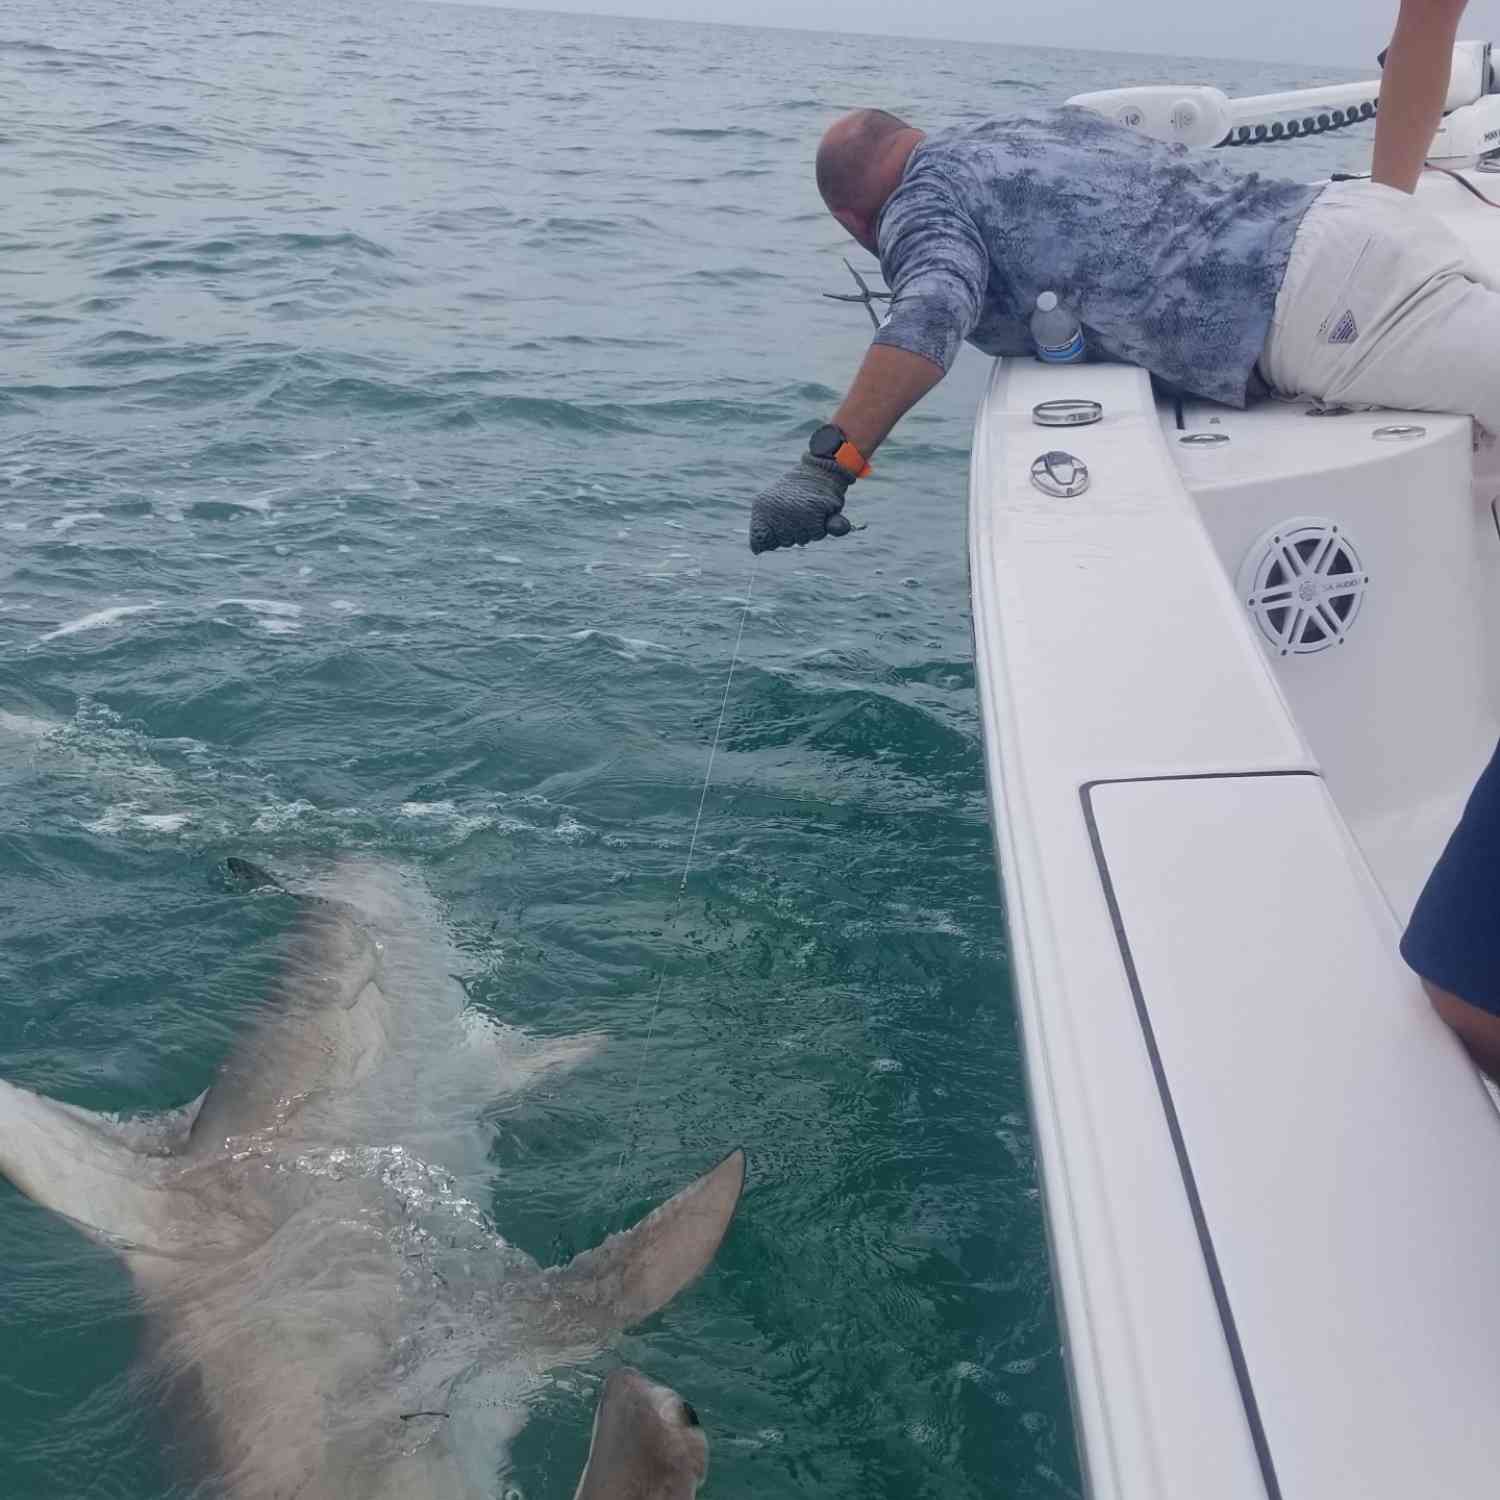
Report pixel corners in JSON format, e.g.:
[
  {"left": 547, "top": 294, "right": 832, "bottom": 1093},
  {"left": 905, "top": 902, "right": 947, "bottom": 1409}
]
[{"left": 1069, "top": 38, "right": 1500, "bottom": 167}]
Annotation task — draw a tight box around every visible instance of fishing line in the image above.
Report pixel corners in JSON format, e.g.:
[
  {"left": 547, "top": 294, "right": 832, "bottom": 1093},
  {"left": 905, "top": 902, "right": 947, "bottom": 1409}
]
[{"left": 610, "top": 557, "right": 760, "bottom": 1218}]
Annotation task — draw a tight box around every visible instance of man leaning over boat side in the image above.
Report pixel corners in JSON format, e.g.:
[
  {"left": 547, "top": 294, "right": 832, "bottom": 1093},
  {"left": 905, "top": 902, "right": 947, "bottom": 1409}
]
[
  {"left": 750, "top": 0, "right": 1500, "bottom": 1079},
  {"left": 747, "top": 0, "right": 1499, "bottom": 565}
]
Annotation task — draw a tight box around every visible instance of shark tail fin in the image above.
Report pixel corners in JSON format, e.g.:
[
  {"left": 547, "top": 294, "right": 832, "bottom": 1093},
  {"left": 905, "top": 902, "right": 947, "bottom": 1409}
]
[
  {"left": 0, "top": 1077, "right": 209, "bottom": 1256},
  {"left": 543, "top": 1149, "right": 746, "bottom": 1342}
]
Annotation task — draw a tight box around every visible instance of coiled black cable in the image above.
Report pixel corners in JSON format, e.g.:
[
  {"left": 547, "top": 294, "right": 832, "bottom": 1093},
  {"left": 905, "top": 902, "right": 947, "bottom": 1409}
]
[{"left": 1218, "top": 96, "right": 1377, "bottom": 148}]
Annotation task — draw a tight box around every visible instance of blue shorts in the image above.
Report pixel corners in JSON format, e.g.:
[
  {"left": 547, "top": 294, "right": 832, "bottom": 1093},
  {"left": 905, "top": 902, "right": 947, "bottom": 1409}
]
[{"left": 1401, "top": 739, "right": 1500, "bottom": 1015}]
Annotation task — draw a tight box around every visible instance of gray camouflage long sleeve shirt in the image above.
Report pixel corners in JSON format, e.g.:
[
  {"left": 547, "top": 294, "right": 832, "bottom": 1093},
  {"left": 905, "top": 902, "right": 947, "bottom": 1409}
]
[{"left": 873, "top": 106, "right": 1324, "bottom": 406}]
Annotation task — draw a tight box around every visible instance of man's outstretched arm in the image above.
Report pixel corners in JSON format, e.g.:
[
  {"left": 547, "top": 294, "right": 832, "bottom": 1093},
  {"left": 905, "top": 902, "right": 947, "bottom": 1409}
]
[
  {"left": 1372, "top": 0, "right": 1470, "bottom": 192},
  {"left": 747, "top": 344, "right": 945, "bottom": 556},
  {"left": 831, "top": 344, "right": 946, "bottom": 458},
  {"left": 749, "top": 175, "right": 986, "bottom": 556}
]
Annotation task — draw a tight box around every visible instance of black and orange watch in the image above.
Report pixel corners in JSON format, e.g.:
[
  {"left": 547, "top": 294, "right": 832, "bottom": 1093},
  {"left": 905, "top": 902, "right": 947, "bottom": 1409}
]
[{"left": 808, "top": 423, "right": 872, "bottom": 479}]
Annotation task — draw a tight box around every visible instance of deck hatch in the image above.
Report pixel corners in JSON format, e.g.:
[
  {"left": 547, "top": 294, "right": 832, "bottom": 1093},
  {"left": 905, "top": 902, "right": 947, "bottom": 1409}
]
[{"left": 1082, "top": 771, "right": 1500, "bottom": 1500}]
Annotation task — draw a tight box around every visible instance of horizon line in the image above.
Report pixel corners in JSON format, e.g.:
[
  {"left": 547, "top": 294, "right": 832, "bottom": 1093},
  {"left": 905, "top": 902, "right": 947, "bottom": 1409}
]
[{"left": 409, "top": 0, "right": 1367, "bottom": 73}]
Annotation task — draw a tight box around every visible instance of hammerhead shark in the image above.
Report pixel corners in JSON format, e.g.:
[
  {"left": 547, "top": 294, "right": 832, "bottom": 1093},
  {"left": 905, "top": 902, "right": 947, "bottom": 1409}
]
[{"left": 0, "top": 857, "right": 744, "bottom": 1499}]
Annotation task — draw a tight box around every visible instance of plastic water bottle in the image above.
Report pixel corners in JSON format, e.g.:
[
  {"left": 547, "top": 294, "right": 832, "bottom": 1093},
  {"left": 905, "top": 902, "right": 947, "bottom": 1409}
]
[{"left": 1030, "top": 291, "right": 1085, "bottom": 364}]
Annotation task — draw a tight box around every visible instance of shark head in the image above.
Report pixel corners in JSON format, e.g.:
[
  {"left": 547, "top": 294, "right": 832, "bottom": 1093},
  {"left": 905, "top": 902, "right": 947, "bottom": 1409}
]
[
  {"left": 572, "top": 1367, "right": 709, "bottom": 1500},
  {"left": 0, "top": 857, "right": 746, "bottom": 1499}
]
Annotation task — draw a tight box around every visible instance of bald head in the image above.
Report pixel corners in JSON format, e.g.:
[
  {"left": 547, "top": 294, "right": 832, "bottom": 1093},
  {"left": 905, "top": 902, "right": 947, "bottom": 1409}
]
[{"left": 816, "top": 109, "right": 923, "bottom": 252}]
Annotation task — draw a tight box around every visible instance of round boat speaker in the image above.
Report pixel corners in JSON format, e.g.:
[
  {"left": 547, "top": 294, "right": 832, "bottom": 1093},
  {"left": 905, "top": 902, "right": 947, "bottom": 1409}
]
[{"left": 1235, "top": 517, "right": 1368, "bottom": 656}]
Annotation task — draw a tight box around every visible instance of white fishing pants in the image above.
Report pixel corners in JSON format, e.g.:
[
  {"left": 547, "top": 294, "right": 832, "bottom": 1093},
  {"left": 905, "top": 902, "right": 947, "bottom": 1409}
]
[{"left": 1259, "top": 178, "right": 1500, "bottom": 434}]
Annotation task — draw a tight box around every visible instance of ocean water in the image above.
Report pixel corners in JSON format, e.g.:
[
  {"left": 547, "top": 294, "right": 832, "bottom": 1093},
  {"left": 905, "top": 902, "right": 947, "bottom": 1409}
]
[{"left": 0, "top": 3, "right": 1373, "bottom": 1496}]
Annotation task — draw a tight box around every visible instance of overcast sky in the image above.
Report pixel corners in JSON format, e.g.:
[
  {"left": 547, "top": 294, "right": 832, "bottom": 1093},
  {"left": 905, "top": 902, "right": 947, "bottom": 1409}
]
[{"left": 443, "top": 0, "right": 1500, "bottom": 68}]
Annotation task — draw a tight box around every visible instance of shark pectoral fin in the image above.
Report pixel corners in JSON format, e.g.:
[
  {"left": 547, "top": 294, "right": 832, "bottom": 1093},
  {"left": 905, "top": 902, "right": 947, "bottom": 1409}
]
[
  {"left": 0, "top": 1077, "right": 203, "bottom": 1255},
  {"left": 542, "top": 1149, "right": 745, "bottom": 1342},
  {"left": 459, "top": 1012, "right": 605, "bottom": 1092},
  {"left": 70, "top": 1088, "right": 210, "bottom": 1156}
]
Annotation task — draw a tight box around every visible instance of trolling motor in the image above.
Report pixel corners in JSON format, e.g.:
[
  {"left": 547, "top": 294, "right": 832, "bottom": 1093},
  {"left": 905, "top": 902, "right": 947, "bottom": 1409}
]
[{"left": 1070, "top": 39, "right": 1500, "bottom": 171}]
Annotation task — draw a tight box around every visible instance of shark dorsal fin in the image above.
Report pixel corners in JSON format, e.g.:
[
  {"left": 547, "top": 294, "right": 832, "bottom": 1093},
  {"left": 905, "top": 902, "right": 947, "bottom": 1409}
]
[{"left": 539, "top": 1149, "right": 745, "bottom": 1344}]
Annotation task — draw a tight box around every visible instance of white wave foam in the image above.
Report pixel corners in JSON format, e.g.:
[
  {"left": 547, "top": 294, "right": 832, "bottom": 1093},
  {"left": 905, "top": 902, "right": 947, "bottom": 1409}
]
[
  {"left": 137, "top": 812, "right": 191, "bottom": 832},
  {"left": 40, "top": 602, "right": 161, "bottom": 642},
  {"left": 490, "top": 815, "right": 536, "bottom": 837},
  {"left": 217, "top": 598, "right": 303, "bottom": 634},
  {"left": 83, "top": 806, "right": 134, "bottom": 835},
  {"left": 252, "top": 799, "right": 316, "bottom": 832},
  {"left": 399, "top": 801, "right": 494, "bottom": 841},
  {"left": 82, "top": 804, "right": 193, "bottom": 836},
  {"left": 51, "top": 511, "right": 107, "bottom": 533},
  {"left": 567, "top": 628, "right": 672, "bottom": 660},
  {"left": 240, "top": 485, "right": 291, "bottom": 514}
]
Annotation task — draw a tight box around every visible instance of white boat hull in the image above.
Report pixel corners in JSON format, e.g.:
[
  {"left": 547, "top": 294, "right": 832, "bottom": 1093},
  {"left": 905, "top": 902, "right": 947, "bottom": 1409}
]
[{"left": 970, "top": 174, "right": 1500, "bottom": 1494}]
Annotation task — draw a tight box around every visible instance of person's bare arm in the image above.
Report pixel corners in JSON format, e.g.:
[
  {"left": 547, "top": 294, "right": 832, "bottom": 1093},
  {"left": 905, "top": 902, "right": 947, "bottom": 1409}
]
[
  {"left": 1372, "top": 0, "right": 1469, "bottom": 191},
  {"left": 831, "top": 343, "right": 946, "bottom": 459}
]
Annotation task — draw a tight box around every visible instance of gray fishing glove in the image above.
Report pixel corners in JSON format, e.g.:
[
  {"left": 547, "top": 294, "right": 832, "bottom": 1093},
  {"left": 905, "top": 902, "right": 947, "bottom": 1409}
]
[{"left": 748, "top": 455, "right": 855, "bottom": 555}]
